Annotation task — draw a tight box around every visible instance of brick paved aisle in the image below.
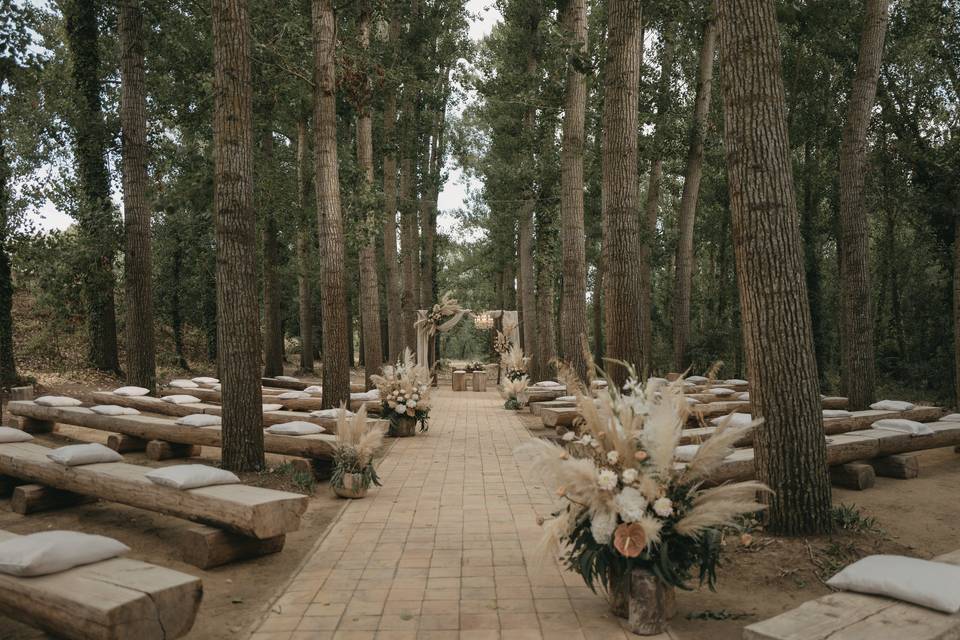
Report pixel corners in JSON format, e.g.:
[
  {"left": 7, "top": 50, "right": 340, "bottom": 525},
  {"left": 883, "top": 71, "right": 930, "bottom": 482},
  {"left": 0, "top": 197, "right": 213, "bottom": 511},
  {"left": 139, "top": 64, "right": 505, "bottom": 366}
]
[{"left": 252, "top": 389, "right": 664, "bottom": 640}]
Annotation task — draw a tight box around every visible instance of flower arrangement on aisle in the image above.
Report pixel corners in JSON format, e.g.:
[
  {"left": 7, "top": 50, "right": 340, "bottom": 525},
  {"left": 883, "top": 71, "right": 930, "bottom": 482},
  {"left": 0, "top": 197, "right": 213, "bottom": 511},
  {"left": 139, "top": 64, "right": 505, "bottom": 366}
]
[
  {"left": 493, "top": 330, "right": 512, "bottom": 355},
  {"left": 464, "top": 361, "right": 486, "bottom": 373},
  {"left": 502, "top": 343, "right": 528, "bottom": 382},
  {"left": 517, "top": 364, "right": 769, "bottom": 631},
  {"left": 501, "top": 375, "right": 529, "bottom": 410},
  {"left": 330, "top": 405, "right": 385, "bottom": 499},
  {"left": 371, "top": 348, "right": 432, "bottom": 435}
]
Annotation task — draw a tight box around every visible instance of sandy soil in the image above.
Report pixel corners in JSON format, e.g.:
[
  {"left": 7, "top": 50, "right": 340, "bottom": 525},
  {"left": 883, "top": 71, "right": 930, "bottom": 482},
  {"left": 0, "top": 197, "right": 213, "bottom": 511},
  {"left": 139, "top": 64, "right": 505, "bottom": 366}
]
[{"left": 519, "top": 409, "right": 960, "bottom": 639}]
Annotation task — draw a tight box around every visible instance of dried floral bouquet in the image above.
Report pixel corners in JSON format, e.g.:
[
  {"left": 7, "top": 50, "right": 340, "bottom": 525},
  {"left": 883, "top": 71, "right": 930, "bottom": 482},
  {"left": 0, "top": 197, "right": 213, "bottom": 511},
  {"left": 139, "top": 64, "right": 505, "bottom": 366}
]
[{"left": 371, "top": 348, "right": 432, "bottom": 434}]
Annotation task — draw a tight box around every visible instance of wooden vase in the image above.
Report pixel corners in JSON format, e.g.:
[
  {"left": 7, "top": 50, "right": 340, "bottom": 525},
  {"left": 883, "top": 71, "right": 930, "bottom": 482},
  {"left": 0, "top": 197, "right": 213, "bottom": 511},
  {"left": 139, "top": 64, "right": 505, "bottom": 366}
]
[
  {"left": 333, "top": 472, "right": 368, "bottom": 499},
  {"left": 627, "top": 568, "right": 676, "bottom": 635},
  {"left": 606, "top": 566, "right": 630, "bottom": 619},
  {"left": 391, "top": 415, "right": 417, "bottom": 437}
]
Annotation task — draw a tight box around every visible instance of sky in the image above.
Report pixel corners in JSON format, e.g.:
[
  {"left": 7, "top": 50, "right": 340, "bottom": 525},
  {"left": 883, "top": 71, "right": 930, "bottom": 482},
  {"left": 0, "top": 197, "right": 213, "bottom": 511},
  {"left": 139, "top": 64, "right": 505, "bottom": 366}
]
[{"left": 30, "top": 0, "right": 502, "bottom": 234}]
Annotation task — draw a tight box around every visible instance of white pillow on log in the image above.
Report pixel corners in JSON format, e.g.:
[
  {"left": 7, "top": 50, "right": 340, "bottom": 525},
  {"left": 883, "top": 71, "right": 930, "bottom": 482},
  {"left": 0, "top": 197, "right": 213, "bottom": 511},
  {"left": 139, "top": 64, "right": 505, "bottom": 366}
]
[
  {"left": 35, "top": 396, "right": 83, "bottom": 407},
  {"left": 556, "top": 395, "right": 577, "bottom": 402},
  {"left": 0, "top": 427, "right": 33, "bottom": 443},
  {"left": 191, "top": 377, "right": 218, "bottom": 385},
  {"left": 533, "top": 381, "right": 563, "bottom": 388},
  {"left": 168, "top": 379, "right": 198, "bottom": 389},
  {"left": 736, "top": 392, "right": 750, "bottom": 401},
  {"left": 674, "top": 444, "right": 700, "bottom": 462},
  {"left": 90, "top": 405, "right": 140, "bottom": 416},
  {"left": 823, "top": 409, "right": 853, "bottom": 418},
  {"left": 686, "top": 375, "right": 708, "bottom": 383},
  {"left": 870, "top": 399, "right": 915, "bottom": 411},
  {"left": 0, "top": 531, "right": 130, "bottom": 577},
  {"left": 266, "top": 421, "right": 326, "bottom": 436},
  {"left": 710, "top": 412, "right": 753, "bottom": 428},
  {"left": 311, "top": 408, "right": 354, "bottom": 418},
  {"left": 827, "top": 554, "right": 960, "bottom": 613},
  {"left": 278, "top": 391, "right": 310, "bottom": 399},
  {"left": 941, "top": 413, "right": 960, "bottom": 422},
  {"left": 261, "top": 403, "right": 283, "bottom": 412},
  {"left": 163, "top": 394, "right": 201, "bottom": 405},
  {"left": 725, "top": 378, "right": 748, "bottom": 385},
  {"left": 145, "top": 464, "right": 240, "bottom": 490},
  {"left": 47, "top": 443, "right": 122, "bottom": 466},
  {"left": 872, "top": 419, "right": 933, "bottom": 436},
  {"left": 212, "top": 384, "right": 221, "bottom": 391},
  {"left": 176, "top": 414, "right": 222, "bottom": 427},
  {"left": 112, "top": 386, "right": 150, "bottom": 397},
  {"left": 275, "top": 375, "right": 300, "bottom": 382},
  {"left": 685, "top": 397, "right": 700, "bottom": 405},
  {"left": 304, "top": 385, "right": 322, "bottom": 393},
  {"left": 707, "top": 387, "right": 736, "bottom": 396}
]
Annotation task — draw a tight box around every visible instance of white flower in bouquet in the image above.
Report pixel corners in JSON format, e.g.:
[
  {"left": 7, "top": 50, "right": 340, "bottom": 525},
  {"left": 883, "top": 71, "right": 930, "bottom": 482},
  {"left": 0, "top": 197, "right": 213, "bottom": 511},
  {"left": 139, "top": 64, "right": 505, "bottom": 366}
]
[
  {"left": 562, "top": 431, "right": 576, "bottom": 442},
  {"left": 614, "top": 486, "right": 648, "bottom": 522},
  {"left": 407, "top": 400, "right": 417, "bottom": 409},
  {"left": 590, "top": 509, "right": 617, "bottom": 544},
  {"left": 621, "top": 468, "right": 638, "bottom": 484},
  {"left": 653, "top": 497, "right": 674, "bottom": 517},
  {"left": 579, "top": 434, "right": 593, "bottom": 446},
  {"left": 597, "top": 469, "right": 618, "bottom": 492},
  {"left": 394, "top": 404, "right": 406, "bottom": 414},
  {"left": 412, "top": 393, "right": 419, "bottom": 401},
  {"left": 606, "top": 450, "right": 619, "bottom": 464}
]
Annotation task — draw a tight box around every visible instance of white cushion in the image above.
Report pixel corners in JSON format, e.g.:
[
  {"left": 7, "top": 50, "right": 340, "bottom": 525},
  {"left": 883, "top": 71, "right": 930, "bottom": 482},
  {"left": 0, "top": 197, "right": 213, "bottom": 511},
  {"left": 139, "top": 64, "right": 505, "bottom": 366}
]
[
  {"left": 674, "top": 444, "right": 700, "bottom": 462},
  {"left": 941, "top": 413, "right": 960, "bottom": 422},
  {"left": 533, "top": 381, "right": 563, "bottom": 388},
  {"left": 35, "top": 396, "right": 83, "bottom": 407},
  {"left": 725, "top": 379, "right": 748, "bottom": 385},
  {"left": 647, "top": 377, "right": 668, "bottom": 386},
  {"left": 90, "top": 405, "right": 140, "bottom": 416},
  {"left": 686, "top": 375, "right": 708, "bottom": 383},
  {"left": 710, "top": 412, "right": 753, "bottom": 428},
  {"left": 872, "top": 419, "right": 933, "bottom": 436},
  {"left": 453, "top": 369, "right": 466, "bottom": 373},
  {"left": 191, "top": 377, "right": 219, "bottom": 385},
  {"left": 827, "top": 555, "right": 960, "bottom": 613},
  {"left": 47, "top": 443, "right": 122, "bottom": 466},
  {"left": 163, "top": 394, "right": 201, "bottom": 405},
  {"left": 212, "top": 384, "right": 222, "bottom": 391},
  {"left": 168, "top": 379, "right": 199, "bottom": 389},
  {"left": 707, "top": 387, "right": 736, "bottom": 396},
  {"left": 870, "top": 399, "right": 915, "bottom": 412},
  {"left": 0, "top": 427, "right": 33, "bottom": 443},
  {"left": 556, "top": 395, "right": 576, "bottom": 402},
  {"left": 351, "top": 391, "right": 379, "bottom": 401},
  {"left": 736, "top": 392, "right": 750, "bottom": 401},
  {"left": 0, "top": 531, "right": 130, "bottom": 577},
  {"left": 278, "top": 391, "right": 310, "bottom": 399},
  {"left": 310, "top": 408, "right": 354, "bottom": 418},
  {"left": 112, "top": 386, "right": 150, "bottom": 397},
  {"left": 175, "top": 414, "right": 222, "bottom": 427},
  {"left": 266, "top": 421, "right": 326, "bottom": 436},
  {"left": 262, "top": 403, "right": 283, "bottom": 412},
  {"left": 685, "top": 397, "right": 700, "bottom": 405},
  {"left": 304, "top": 385, "right": 322, "bottom": 393},
  {"left": 145, "top": 464, "right": 240, "bottom": 490},
  {"left": 823, "top": 409, "right": 853, "bottom": 418},
  {"left": 275, "top": 375, "right": 300, "bottom": 382}
]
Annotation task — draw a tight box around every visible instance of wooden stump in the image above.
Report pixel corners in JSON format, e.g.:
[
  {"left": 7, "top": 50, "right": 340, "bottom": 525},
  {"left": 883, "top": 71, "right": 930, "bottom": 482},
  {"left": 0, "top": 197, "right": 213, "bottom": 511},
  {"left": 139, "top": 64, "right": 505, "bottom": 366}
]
[
  {"left": 107, "top": 434, "right": 148, "bottom": 453},
  {"left": 868, "top": 454, "right": 920, "bottom": 479},
  {"left": 390, "top": 416, "right": 417, "bottom": 438},
  {"left": 627, "top": 568, "right": 676, "bottom": 635},
  {"left": 452, "top": 370, "right": 467, "bottom": 391},
  {"left": 11, "top": 484, "right": 97, "bottom": 514},
  {"left": 606, "top": 566, "right": 629, "bottom": 619},
  {"left": 145, "top": 440, "right": 200, "bottom": 461},
  {"left": 829, "top": 462, "right": 876, "bottom": 490},
  {"left": 472, "top": 371, "right": 487, "bottom": 392},
  {"left": 179, "top": 525, "right": 285, "bottom": 569}
]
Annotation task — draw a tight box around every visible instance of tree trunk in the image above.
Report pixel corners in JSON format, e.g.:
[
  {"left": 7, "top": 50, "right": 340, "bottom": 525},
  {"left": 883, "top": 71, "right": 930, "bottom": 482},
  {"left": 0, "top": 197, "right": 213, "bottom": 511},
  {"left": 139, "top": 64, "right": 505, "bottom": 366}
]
[
  {"left": 602, "top": 0, "right": 643, "bottom": 387},
  {"left": 671, "top": 4, "right": 717, "bottom": 372},
  {"left": 838, "top": 0, "right": 889, "bottom": 409},
  {"left": 717, "top": 0, "right": 831, "bottom": 534},
  {"left": 296, "top": 118, "right": 314, "bottom": 372},
  {"left": 801, "top": 140, "right": 827, "bottom": 385},
  {"left": 955, "top": 224, "right": 960, "bottom": 408},
  {"left": 519, "top": 9, "right": 541, "bottom": 379},
  {"left": 212, "top": 0, "right": 265, "bottom": 471},
  {"left": 356, "top": 0, "right": 384, "bottom": 386},
  {"left": 592, "top": 252, "right": 604, "bottom": 366},
  {"left": 419, "top": 69, "right": 448, "bottom": 311},
  {"left": 382, "top": 12, "right": 403, "bottom": 363},
  {"left": 118, "top": 0, "right": 156, "bottom": 392},
  {"left": 64, "top": 0, "right": 120, "bottom": 374},
  {"left": 398, "top": 0, "right": 420, "bottom": 354},
  {"left": 558, "top": 0, "right": 589, "bottom": 382},
  {"left": 261, "top": 124, "right": 284, "bottom": 377},
  {"left": 0, "top": 118, "right": 15, "bottom": 387},
  {"left": 313, "top": 0, "right": 351, "bottom": 409}
]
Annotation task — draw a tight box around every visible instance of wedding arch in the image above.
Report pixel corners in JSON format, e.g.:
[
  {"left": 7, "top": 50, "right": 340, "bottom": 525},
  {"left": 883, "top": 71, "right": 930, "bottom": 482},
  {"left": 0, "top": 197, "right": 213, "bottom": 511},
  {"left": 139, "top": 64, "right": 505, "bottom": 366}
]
[{"left": 415, "top": 308, "right": 521, "bottom": 367}]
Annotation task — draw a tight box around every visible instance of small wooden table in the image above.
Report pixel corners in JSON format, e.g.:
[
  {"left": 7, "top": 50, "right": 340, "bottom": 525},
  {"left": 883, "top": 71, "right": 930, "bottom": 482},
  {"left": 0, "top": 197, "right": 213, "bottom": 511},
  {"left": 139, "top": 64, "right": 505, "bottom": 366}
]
[
  {"left": 452, "top": 370, "right": 467, "bottom": 391},
  {"left": 472, "top": 371, "right": 487, "bottom": 392}
]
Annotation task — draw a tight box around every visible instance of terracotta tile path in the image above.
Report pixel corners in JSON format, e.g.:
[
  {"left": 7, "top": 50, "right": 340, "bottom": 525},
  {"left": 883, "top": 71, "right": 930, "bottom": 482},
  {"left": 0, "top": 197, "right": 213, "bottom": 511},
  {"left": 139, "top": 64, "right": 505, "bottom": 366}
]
[{"left": 250, "top": 389, "right": 671, "bottom": 640}]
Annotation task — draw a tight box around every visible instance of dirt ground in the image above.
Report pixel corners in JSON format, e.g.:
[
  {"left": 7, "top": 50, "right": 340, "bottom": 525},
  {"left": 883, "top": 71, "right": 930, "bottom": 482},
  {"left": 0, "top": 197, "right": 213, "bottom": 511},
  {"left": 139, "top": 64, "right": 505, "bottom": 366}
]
[{"left": 519, "top": 409, "right": 960, "bottom": 639}]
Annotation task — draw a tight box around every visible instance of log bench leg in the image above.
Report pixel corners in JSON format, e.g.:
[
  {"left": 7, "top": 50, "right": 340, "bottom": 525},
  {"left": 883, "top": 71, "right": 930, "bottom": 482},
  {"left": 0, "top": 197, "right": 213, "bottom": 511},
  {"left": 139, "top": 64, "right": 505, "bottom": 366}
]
[
  {"left": 0, "top": 475, "right": 23, "bottom": 498},
  {"left": 107, "top": 434, "right": 149, "bottom": 453},
  {"left": 179, "top": 525, "right": 285, "bottom": 569},
  {"left": 868, "top": 454, "right": 920, "bottom": 479},
  {"left": 8, "top": 416, "right": 55, "bottom": 434},
  {"left": 830, "top": 463, "right": 876, "bottom": 490},
  {"left": 145, "top": 440, "right": 200, "bottom": 461},
  {"left": 11, "top": 484, "right": 97, "bottom": 514}
]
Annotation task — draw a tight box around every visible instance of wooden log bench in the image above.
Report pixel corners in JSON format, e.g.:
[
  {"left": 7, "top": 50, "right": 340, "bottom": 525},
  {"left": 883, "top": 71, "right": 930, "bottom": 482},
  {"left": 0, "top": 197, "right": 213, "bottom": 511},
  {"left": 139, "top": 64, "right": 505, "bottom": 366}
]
[
  {"left": 529, "top": 399, "right": 576, "bottom": 416},
  {"left": 518, "top": 387, "right": 568, "bottom": 405},
  {"left": 7, "top": 402, "right": 338, "bottom": 464},
  {"left": 0, "top": 529, "right": 202, "bottom": 640},
  {"left": 0, "top": 441, "right": 308, "bottom": 567},
  {"left": 541, "top": 406, "right": 580, "bottom": 428},
  {"left": 744, "top": 549, "right": 960, "bottom": 640},
  {"left": 262, "top": 377, "right": 366, "bottom": 393}
]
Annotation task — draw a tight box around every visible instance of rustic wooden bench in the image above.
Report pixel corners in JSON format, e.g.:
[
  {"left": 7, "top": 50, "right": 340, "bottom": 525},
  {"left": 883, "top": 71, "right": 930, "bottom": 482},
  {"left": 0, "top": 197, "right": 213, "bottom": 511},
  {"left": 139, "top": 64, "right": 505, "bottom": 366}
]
[
  {"left": 0, "top": 441, "right": 308, "bottom": 567},
  {"left": 0, "top": 529, "right": 202, "bottom": 640},
  {"left": 158, "top": 387, "right": 381, "bottom": 415},
  {"left": 743, "top": 549, "right": 960, "bottom": 640},
  {"left": 262, "top": 377, "right": 366, "bottom": 393},
  {"left": 518, "top": 387, "right": 568, "bottom": 405}
]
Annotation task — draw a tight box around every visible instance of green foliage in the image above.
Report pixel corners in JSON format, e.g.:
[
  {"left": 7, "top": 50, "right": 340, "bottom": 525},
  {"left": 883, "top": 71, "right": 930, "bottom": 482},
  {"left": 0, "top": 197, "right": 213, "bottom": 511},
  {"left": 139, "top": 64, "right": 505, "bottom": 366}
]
[{"left": 831, "top": 503, "right": 883, "bottom": 535}]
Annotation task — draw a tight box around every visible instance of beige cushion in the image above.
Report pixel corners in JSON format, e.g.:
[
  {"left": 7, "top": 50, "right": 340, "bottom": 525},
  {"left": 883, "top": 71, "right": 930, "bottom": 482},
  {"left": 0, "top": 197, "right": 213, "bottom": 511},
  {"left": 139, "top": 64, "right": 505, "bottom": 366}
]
[
  {"left": 674, "top": 444, "right": 700, "bottom": 462},
  {"left": 823, "top": 409, "right": 852, "bottom": 418},
  {"left": 47, "top": 443, "right": 122, "bottom": 466},
  {"left": 275, "top": 375, "right": 300, "bottom": 383},
  {"left": 278, "top": 391, "right": 310, "bottom": 400},
  {"left": 90, "top": 405, "right": 140, "bottom": 416},
  {"left": 266, "top": 421, "right": 326, "bottom": 436},
  {"left": 35, "top": 396, "right": 83, "bottom": 407},
  {"left": 0, "top": 427, "right": 33, "bottom": 443},
  {"left": 145, "top": 464, "right": 240, "bottom": 490},
  {"left": 710, "top": 412, "right": 753, "bottom": 428},
  {"left": 707, "top": 387, "right": 736, "bottom": 396},
  {"left": 304, "top": 385, "right": 322, "bottom": 393},
  {"left": 870, "top": 399, "right": 915, "bottom": 411},
  {"left": 169, "top": 379, "right": 199, "bottom": 389},
  {"left": 175, "top": 414, "right": 222, "bottom": 427},
  {"left": 311, "top": 408, "right": 354, "bottom": 418},
  {"left": 191, "top": 376, "right": 219, "bottom": 385},
  {"left": 112, "top": 386, "right": 150, "bottom": 396},
  {"left": 163, "top": 394, "right": 201, "bottom": 405},
  {"left": 686, "top": 375, "right": 708, "bottom": 383},
  {"left": 0, "top": 531, "right": 130, "bottom": 577},
  {"left": 262, "top": 403, "right": 283, "bottom": 412},
  {"left": 827, "top": 555, "right": 960, "bottom": 613},
  {"left": 725, "top": 378, "right": 748, "bottom": 385},
  {"left": 872, "top": 418, "right": 933, "bottom": 436}
]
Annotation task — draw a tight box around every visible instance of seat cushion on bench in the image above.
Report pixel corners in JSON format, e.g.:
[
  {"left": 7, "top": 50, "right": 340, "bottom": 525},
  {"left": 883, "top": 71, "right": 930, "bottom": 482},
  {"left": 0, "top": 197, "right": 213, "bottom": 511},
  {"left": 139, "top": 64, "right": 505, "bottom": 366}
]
[
  {"left": 163, "top": 395, "right": 201, "bottom": 405},
  {"left": 47, "top": 443, "right": 123, "bottom": 466},
  {"left": 0, "top": 427, "right": 33, "bottom": 443},
  {"left": 267, "top": 421, "right": 326, "bottom": 436},
  {"left": 872, "top": 418, "right": 933, "bottom": 436},
  {"left": 91, "top": 405, "right": 141, "bottom": 416},
  {"left": 35, "top": 396, "right": 83, "bottom": 407},
  {"left": 169, "top": 380, "right": 199, "bottom": 389},
  {"left": 192, "top": 376, "right": 219, "bottom": 384},
  {"left": 828, "top": 554, "right": 960, "bottom": 613},
  {"left": 0, "top": 531, "right": 129, "bottom": 577},
  {"left": 112, "top": 386, "right": 150, "bottom": 396},
  {"left": 870, "top": 399, "right": 916, "bottom": 411},
  {"left": 145, "top": 465, "right": 240, "bottom": 490},
  {"left": 176, "top": 414, "right": 222, "bottom": 427}
]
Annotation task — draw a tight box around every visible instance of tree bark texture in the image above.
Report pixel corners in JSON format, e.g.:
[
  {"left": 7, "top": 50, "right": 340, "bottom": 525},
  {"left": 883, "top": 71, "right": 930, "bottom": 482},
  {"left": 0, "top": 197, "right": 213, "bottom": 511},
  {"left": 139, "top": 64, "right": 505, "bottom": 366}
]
[
  {"left": 118, "top": 0, "right": 156, "bottom": 392},
  {"left": 601, "top": 0, "right": 643, "bottom": 387},
  {"left": 558, "top": 0, "right": 589, "bottom": 382},
  {"left": 313, "top": 0, "right": 351, "bottom": 409},
  {"left": 382, "top": 13, "right": 403, "bottom": 363},
  {"left": 398, "top": 0, "right": 420, "bottom": 353},
  {"left": 419, "top": 70, "right": 449, "bottom": 312},
  {"left": 261, "top": 123, "right": 284, "bottom": 377},
  {"left": 838, "top": 0, "right": 889, "bottom": 409},
  {"left": 64, "top": 0, "right": 120, "bottom": 373},
  {"left": 0, "top": 112, "right": 16, "bottom": 387},
  {"left": 717, "top": 0, "right": 832, "bottom": 534},
  {"left": 296, "top": 118, "right": 314, "bottom": 372},
  {"left": 356, "top": 1, "right": 384, "bottom": 386},
  {"left": 212, "top": 0, "right": 265, "bottom": 471},
  {"left": 955, "top": 225, "right": 960, "bottom": 408},
  {"left": 671, "top": 4, "right": 717, "bottom": 373}
]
